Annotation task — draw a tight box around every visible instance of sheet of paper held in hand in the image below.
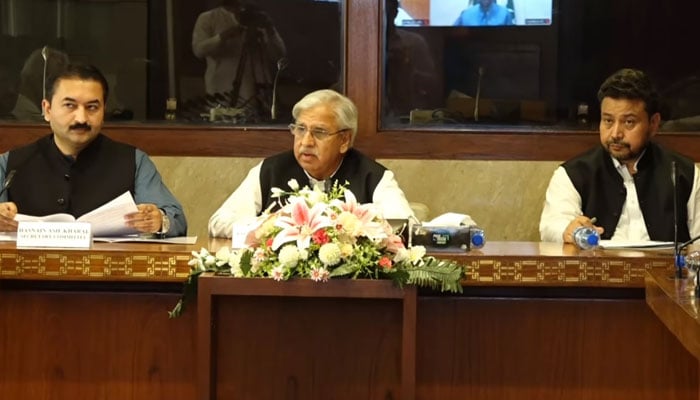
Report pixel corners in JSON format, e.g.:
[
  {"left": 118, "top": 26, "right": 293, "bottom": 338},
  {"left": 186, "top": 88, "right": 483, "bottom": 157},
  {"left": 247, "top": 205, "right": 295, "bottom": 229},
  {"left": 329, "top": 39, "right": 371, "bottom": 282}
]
[{"left": 13, "top": 191, "right": 140, "bottom": 237}]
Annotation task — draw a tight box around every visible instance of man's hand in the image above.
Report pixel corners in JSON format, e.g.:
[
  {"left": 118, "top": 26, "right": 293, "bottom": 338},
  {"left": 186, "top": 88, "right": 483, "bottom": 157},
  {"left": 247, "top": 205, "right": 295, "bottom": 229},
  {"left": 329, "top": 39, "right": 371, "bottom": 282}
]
[
  {"left": 125, "top": 204, "right": 162, "bottom": 234},
  {"left": 0, "top": 202, "right": 18, "bottom": 232},
  {"left": 563, "top": 215, "right": 604, "bottom": 244}
]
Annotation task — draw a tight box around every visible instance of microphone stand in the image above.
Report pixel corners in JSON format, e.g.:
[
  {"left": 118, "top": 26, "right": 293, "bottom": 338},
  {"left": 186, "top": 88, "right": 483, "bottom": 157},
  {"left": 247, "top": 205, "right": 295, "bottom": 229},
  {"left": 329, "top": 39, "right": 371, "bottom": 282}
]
[
  {"left": 270, "top": 57, "right": 288, "bottom": 120},
  {"left": 672, "top": 161, "right": 683, "bottom": 278},
  {"left": 474, "top": 66, "right": 484, "bottom": 122},
  {"left": 0, "top": 170, "right": 17, "bottom": 199}
]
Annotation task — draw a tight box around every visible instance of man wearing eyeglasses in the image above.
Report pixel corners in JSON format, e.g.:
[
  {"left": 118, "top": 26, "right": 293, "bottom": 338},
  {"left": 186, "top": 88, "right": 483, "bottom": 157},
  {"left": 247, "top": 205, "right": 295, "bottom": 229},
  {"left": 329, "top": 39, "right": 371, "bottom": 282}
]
[{"left": 208, "top": 89, "right": 414, "bottom": 238}]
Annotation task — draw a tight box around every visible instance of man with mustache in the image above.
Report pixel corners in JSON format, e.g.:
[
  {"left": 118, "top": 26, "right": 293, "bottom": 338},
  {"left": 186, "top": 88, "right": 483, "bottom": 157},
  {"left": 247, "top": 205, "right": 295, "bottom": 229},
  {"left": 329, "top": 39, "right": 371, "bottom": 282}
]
[
  {"left": 0, "top": 63, "right": 187, "bottom": 237},
  {"left": 540, "top": 68, "right": 700, "bottom": 243},
  {"left": 209, "top": 89, "right": 414, "bottom": 238}
]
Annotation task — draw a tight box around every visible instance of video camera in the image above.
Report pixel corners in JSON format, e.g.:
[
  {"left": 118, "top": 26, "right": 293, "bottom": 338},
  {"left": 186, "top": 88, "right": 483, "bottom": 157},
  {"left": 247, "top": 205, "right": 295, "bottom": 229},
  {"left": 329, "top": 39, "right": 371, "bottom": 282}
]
[{"left": 239, "top": 6, "right": 272, "bottom": 29}]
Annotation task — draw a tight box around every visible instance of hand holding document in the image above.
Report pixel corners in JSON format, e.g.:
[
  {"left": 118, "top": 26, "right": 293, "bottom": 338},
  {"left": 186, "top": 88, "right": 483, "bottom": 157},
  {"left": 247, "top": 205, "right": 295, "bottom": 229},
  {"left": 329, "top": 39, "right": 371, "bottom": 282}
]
[{"left": 14, "top": 191, "right": 140, "bottom": 237}]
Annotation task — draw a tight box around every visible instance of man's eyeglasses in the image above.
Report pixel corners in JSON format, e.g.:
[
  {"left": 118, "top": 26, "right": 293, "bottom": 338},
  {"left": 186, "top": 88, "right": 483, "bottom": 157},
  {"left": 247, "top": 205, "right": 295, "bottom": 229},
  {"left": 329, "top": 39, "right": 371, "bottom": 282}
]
[{"left": 288, "top": 123, "right": 348, "bottom": 141}]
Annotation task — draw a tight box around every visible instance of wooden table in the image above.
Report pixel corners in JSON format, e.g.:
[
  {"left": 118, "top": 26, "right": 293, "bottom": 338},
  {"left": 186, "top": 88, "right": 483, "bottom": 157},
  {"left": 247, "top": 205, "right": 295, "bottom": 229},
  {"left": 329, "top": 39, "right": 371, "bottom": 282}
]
[
  {"left": 1, "top": 240, "right": 697, "bottom": 400},
  {"left": 645, "top": 268, "right": 700, "bottom": 359},
  {"left": 197, "top": 275, "right": 416, "bottom": 400},
  {"left": 0, "top": 240, "right": 201, "bottom": 400}
]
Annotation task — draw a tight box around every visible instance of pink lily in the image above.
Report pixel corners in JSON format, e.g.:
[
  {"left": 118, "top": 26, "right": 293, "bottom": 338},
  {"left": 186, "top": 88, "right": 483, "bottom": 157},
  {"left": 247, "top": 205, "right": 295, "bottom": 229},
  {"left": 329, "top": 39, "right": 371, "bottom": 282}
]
[
  {"left": 272, "top": 197, "right": 332, "bottom": 251},
  {"left": 332, "top": 190, "right": 384, "bottom": 238}
]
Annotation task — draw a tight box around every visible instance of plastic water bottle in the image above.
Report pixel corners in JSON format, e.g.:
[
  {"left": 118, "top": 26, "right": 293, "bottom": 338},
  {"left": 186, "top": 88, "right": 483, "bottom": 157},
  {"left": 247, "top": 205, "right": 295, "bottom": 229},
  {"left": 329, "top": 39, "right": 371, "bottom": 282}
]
[
  {"left": 572, "top": 226, "right": 599, "bottom": 250},
  {"left": 469, "top": 226, "right": 486, "bottom": 249}
]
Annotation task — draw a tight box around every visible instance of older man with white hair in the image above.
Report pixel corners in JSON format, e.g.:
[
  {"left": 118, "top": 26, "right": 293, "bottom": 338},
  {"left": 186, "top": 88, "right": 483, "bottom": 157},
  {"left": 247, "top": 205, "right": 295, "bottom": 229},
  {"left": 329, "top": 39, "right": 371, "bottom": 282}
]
[{"left": 208, "top": 89, "right": 414, "bottom": 238}]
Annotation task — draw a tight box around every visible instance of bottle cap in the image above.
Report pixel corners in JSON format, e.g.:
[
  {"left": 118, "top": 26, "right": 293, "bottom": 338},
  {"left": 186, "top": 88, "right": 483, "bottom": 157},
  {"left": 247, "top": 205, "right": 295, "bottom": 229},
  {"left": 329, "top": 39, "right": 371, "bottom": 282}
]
[
  {"left": 587, "top": 233, "right": 599, "bottom": 246},
  {"left": 471, "top": 232, "right": 484, "bottom": 247}
]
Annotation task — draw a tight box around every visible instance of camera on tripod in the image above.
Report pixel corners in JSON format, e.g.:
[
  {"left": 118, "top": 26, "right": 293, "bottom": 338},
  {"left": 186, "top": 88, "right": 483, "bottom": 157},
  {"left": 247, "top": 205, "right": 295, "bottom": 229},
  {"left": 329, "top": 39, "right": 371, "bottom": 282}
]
[{"left": 239, "top": 6, "right": 272, "bottom": 29}]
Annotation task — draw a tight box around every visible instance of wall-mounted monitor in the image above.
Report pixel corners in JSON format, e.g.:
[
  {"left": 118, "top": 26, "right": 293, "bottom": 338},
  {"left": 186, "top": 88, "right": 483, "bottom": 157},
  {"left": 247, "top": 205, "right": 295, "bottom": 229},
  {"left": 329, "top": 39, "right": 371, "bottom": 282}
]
[{"left": 396, "top": 0, "right": 553, "bottom": 27}]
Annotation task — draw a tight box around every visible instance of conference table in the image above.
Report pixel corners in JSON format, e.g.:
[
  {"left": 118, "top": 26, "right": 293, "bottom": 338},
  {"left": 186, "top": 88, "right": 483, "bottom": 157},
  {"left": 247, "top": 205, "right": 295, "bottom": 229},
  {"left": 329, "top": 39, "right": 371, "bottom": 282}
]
[{"left": 1, "top": 239, "right": 698, "bottom": 400}]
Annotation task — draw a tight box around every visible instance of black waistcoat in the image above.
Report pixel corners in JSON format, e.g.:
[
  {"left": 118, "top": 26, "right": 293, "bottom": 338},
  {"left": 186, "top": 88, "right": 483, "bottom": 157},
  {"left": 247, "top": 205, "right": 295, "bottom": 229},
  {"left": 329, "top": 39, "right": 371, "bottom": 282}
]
[
  {"left": 259, "top": 149, "right": 386, "bottom": 213},
  {"left": 7, "top": 134, "right": 135, "bottom": 217},
  {"left": 562, "top": 142, "right": 694, "bottom": 241}
]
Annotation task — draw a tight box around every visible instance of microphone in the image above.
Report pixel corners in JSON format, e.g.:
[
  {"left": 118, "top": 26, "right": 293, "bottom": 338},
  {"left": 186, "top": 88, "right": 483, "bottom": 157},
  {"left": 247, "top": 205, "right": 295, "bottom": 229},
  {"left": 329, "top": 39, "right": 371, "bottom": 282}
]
[
  {"left": 270, "top": 57, "right": 288, "bottom": 120},
  {"left": 474, "top": 66, "right": 484, "bottom": 122},
  {"left": 671, "top": 161, "right": 681, "bottom": 277},
  {"left": 41, "top": 46, "right": 49, "bottom": 115},
  {"left": 0, "top": 170, "right": 17, "bottom": 199}
]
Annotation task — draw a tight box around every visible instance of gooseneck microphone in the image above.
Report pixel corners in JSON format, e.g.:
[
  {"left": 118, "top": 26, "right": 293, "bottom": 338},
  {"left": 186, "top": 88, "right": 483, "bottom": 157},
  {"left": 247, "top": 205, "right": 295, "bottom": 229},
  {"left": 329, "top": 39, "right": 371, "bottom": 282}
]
[
  {"left": 0, "top": 169, "right": 17, "bottom": 199},
  {"left": 672, "top": 161, "right": 681, "bottom": 278},
  {"left": 474, "top": 66, "right": 484, "bottom": 122},
  {"left": 270, "top": 57, "right": 288, "bottom": 120}
]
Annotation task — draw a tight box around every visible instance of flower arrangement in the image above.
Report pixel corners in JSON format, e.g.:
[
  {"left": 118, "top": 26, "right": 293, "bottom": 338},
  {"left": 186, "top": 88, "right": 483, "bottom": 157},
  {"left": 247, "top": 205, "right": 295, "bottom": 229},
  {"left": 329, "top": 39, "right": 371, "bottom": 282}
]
[{"left": 169, "top": 180, "right": 464, "bottom": 318}]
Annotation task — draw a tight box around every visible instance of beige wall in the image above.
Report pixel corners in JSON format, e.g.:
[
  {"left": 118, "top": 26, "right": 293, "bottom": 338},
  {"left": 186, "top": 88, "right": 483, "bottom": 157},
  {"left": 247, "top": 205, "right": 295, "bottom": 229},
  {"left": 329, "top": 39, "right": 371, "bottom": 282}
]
[{"left": 152, "top": 157, "right": 560, "bottom": 242}]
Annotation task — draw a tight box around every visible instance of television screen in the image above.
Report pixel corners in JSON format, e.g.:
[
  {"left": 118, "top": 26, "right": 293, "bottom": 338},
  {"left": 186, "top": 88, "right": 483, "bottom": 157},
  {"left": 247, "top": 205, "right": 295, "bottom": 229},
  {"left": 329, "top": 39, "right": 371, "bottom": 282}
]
[{"left": 396, "top": 0, "right": 553, "bottom": 27}]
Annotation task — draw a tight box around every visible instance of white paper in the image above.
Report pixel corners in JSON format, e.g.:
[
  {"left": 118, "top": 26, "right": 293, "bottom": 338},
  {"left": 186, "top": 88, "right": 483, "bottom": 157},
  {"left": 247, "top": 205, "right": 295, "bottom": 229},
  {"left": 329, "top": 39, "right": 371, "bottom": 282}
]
[
  {"left": 93, "top": 235, "right": 198, "bottom": 244},
  {"left": 599, "top": 240, "right": 674, "bottom": 250},
  {"left": 423, "top": 212, "right": 477, "bottom": 227},
  {"left": 15, "top": 191, "right": 140, "bottom": 237}
]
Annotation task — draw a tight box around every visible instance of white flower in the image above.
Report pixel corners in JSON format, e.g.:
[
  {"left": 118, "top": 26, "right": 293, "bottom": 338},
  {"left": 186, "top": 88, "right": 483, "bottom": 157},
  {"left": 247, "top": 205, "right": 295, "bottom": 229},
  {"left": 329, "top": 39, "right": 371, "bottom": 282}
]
[
  {"left": 299, "top": 248, "right": 309, "bottom": 260},
  {"left": 310, "top": 267, "right": 330, "bottom": 282},
  {"left": 278, "top": 244, "right": 300, "bottom": 268},
  {"left": 318, "top": 243, "right": 342, "bottom": 266},
  {"left": 340, "top": 243, "right": 354, "bottom": 258},
  {"left": 251, "top": 247, "right": 266, "bottom": 273},
  {"left": 337, "top": 211, "right": 361, "bottom": 236},
  {"left": 215, "top": 247, "right": 231, "bottom": 267},
  {"left": 408, "top": 246, "right": 426, "bottom": 264},
  {"left": 288, "top": 178, "right": 300, "bottom": 191},
  {"left": 270, "top": 265, "right": 285, "bottom": 281},
  {"left": 393, "top": 248, "right": 409, "bottom": 263},
  {"left": 204, "top": 255, "right": 217, "bottom": 267},
  {"left": 188, "top": 257, "right": 205, "bottom": 271},
  {"left": 270, "top": 187, "right": 285, "bottom": 198},
  {"left": 255, "top": 215, "right": 278, "bottom": 240},
  {"left": 230, "top": 263, "right": 244, "bottom": 277},
  {"left": 192, "top": 248, "right": 210, "bottom": 259},
  {"left": 299, "top": 187, "right": 327, "bottom": 206}
]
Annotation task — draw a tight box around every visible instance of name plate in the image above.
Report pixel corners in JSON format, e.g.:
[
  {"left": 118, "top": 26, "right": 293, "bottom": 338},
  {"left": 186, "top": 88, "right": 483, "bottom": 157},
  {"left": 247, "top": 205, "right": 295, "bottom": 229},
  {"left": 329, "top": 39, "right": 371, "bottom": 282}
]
[{"left": 17, "top": 221, "right": 92, "bottom": 249}]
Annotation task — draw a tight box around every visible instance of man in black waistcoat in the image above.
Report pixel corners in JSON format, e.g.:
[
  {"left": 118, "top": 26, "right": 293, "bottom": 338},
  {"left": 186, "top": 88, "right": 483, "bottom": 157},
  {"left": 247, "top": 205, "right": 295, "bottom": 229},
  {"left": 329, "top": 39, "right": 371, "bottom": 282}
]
[
  {"left": 209, "top": 89, "right": 413, "bottom": 238},
  {"left": 0, "top": 63, "right": 187, "bottom": 237},
  {"left": 540, "top": 68, "right": 700, "bottom": 244}
]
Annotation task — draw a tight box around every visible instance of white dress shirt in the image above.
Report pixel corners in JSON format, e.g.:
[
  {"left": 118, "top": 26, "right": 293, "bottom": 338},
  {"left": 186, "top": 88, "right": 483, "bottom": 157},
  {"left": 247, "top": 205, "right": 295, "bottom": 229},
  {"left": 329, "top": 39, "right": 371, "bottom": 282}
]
[
  {"left": 208, "top": 161, "right": 415, "bottom": 238},
  {"left": 191, "top": 6, "right": 286, "bottom": 97},
  {"left": 539, "top": 157, "right": 700, "bottom": 242}
]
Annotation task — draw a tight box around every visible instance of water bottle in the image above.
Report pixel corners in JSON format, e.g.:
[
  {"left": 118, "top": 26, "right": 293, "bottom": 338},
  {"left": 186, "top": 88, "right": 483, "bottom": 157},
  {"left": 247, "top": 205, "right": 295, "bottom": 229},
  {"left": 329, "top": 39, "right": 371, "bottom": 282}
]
[
  {"left": 469, "top": 226, "right": 486, "bottom": 249},
  {"left": 572, "top": 226, "right": 599, "bottom": 250}
]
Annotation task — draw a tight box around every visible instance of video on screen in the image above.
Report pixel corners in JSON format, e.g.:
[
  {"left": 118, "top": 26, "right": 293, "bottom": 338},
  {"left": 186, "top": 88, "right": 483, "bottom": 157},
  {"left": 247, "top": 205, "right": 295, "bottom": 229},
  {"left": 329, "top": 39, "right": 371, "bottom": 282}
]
[{"left": 395, "top": 0, "right": 553, "bottom": 27}]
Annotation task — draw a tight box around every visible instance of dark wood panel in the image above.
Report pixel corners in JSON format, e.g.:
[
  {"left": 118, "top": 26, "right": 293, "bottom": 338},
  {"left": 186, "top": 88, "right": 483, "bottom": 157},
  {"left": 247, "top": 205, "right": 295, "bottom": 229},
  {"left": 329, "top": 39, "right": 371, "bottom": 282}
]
[
  {"left": 0, "top": 290, "right": 196, "bottom": 400},
  {"left": 213, "top": 296, "right": 403, "bottom": 400},
  {"left": 3, "top": 120, "right": 699, "bottom": 161},
  {"left": 417, "top": 297, "right": 698, "bottom": 400}
]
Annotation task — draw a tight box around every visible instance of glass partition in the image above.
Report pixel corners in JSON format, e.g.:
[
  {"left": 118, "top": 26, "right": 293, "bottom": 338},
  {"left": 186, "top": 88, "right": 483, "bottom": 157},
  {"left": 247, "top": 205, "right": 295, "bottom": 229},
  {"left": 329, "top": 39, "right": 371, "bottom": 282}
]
[
  {"left": 0, "top": 0, "right": 344, "bottom": 125},
  {"left": 382, "top": 0, "right": 700, "bottom": 132}
]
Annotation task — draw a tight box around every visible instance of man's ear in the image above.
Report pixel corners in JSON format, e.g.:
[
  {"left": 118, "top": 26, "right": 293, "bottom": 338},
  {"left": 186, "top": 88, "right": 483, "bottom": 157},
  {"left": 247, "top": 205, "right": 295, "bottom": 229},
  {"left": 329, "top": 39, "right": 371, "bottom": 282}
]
[
  {"left": 649, "top": 112, "right": 661, "bottom": 137},
  {"left": 339, "top": 131, "right": 351, "bottom": 154},
  {"left": 41, "top": 99, "right": 51, "bottom": 122}
]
